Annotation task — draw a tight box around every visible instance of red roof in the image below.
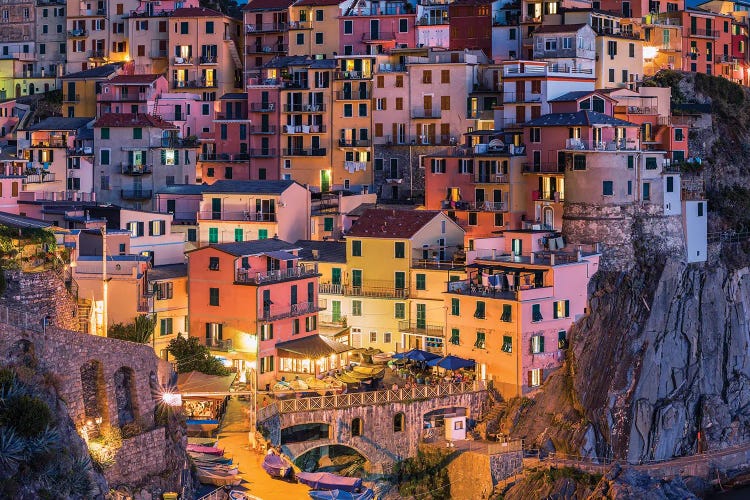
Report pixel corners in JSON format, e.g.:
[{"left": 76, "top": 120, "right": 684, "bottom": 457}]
[
  {"left": 532, "top": 23, "right": 588, "bottom": 34},
  {"left": 172, "top": 6, "right": 226, "bottom": 17},
  {"left": 93, "top": 113, "right": 177, "bottom": 129},
  {"left": 347, "top": 209, "right": 442, "bottom": 239},
  {"left": 294, "top": 0, "right": 340, "bottom": 6},
  {"left": 108, "top": 74, "right": 161, "bottom": 85},
  {"left": 243, "top": 0, "right": 295, "bottom": 10}
]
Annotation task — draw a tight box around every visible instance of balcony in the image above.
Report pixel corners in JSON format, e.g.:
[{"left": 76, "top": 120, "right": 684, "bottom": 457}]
[
  {"left": 199, "top": 152, "right": 250, "bottom": 162},
  {"left": 249, "top": 102, "right": 276, "bottom": 112},
  {"left": 282, "top": 103, "right": 326, "bottom": 112},
  {"left": 336, "top": 90, "right": 371, "bottom": 100},
  {"left": 411, "top": 108, "right": 441, "bottom": 119},
  {"left": 215, "top": 114, "right": 250, "bottom": 122},
  {"left": 288, "top": 21, "right": 311, "bottom": 29},
  {"left": 690, "top": 28, "right": 719, "bottom": 38},
  {"left": 246, "top": 44, "right": 287, "bottom": 54},
  {"left": 383, "top": 135, "right": 456, "bottom": 146},
  {"left": 31, "top": 139, "right": 67, "bottom": 148},
  {"left": 197, "top": 210, "right": 277, "bottom": 222},
  {"left": 377, "top": 63, "right": 406, "bottom": 72},
  {"left": 68, "top": 147, "right": 94, "bottom": 156},
  {"left": 522, "top": 163, "right": 565, "bottom": 174},
  {"left": 162, "top": 137, "right": 200, "bottom": 148},
  {"left": 259, "top": 301, "right": 322, "bottom": 322},
  {"left": 89, "top": 50, "right": 106, "bottom": 59},
  {"left": 199, "top": 55, "right": 218, "bottom": 64},
  {"left": 503, "top": 92, "right": 542, "bottom": 104},
  {"left": 465, "top": 201, "right": 507, "bottom": 212},
  {"left": 245, "top": 22, "right": 287, "bottom": 33},
  {"left": 474, "top": 173, "right": 509, "bottom": 184},
  {"left": 173, "top": 80, "right": 218, "bottom": 89},
  {"left": 362, "top": 31, "right": 396, "bottom": 42},
  {"left": 120, "top": 189, "right": 153, "bottom": 200},
  {"left": 67, "top": 29, "right": 88, "bottom": 37},
  {"left": 565, "top": 138, "right": 638, "bottom": 151},
  {"left": 248, "top": 148, "right": 277, "bottom": 157},
  {"left": 151, "top": 50, "right": 168, "bottom": 59},
  {"left": 23, "top": 173, "right": 56, "bottom": 184},
  {"left": 613, "top": 105, "right": 658, "bottom": 115},
  {"left": 281, "top": 124, "right": 326, "bottom": 134},
  {"left": 319, "top": 281, "right": 408, "bottom": 299},
  {"left": 282, "top": 148, "right": 326, "bottom": 157},
  {"left": 173, "top": 57, "right": 193, "bottom": 65},
  {"left": 446, "top": 279, "right": 550, "bottom": 301},
  {"left": 249, "top": 125, "right": 277, "bottom": 134},
  {"left": 235, "top": 263, "right": 319, "bottom": 285},
  {"left": 206, "top": 338, "right": 233, "bottom": 351},
  {"left": 334, "top": 71, "right": 371, "bottom": 80},
  {"left": 339, "top": 139, "right": 371, "bottom": 148},
  {"left": 398, "top": 321, "right": 445, "bottom": 338},
  {"left": 121, "top": 163, "right": 153, "bottom": 176},
  {"left": 532, "top": 190, "right": 564, "bottom": 202},
  {"left": 63, "top": 94, "right": 80, "bottom": 103}
]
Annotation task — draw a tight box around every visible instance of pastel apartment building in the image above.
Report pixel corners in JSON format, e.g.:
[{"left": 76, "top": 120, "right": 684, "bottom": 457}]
[
  {"left": 118, "top": 208, "right": 185, "bottom": 266},
  {"left": 287, "top": 0, "right": 339, "bottom": 59},
  {"left": 168, "top": 7, "right": 244, "bottom": 100},
  {"left": 243, "top": 0, "right": 293, "bottom": 82},
  {"left": 35, "top": 0, "right": 67, "bottom": 81},
  {"left": 92, "top": 113, "right": 198, "bottom": 209},
  {"left": 445, "top": 230, "right": 600, "bottom": 397},
  {"left": 187, "top": 239, "right": 331, "bottom": 388},
  {"left": 416, "top": 0, "right": 452, "bottom": 49},
  {"left": 196, "top": 179, "right": 310, "bottom": 244},
  {"left": 61, "top": 63, "right": 123, "bottom": 118},
  {"left": 149, "top": 263, "right": 189, "bottom": 359},
  {"left": 339, "top": 0, "right": 417, "bottom": 56},
  {"left": 97, "top": 74, "right": 168, "bottom": 116},
  {"left": 198, "top": 92, "right": 252, "bottom": 183}
]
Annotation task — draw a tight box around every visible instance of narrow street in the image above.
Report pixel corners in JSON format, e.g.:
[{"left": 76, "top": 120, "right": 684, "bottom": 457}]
[{"left": 214, "top": 398, "right": 312, "bottom": 499}]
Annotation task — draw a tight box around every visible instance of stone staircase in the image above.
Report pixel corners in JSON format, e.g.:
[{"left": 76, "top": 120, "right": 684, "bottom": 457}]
[
  {"left": 77, "top": 299, "right": 91, "bottom": 334},
  {"left": 225, "top": 37, "right": 243, "bottom": 69}
]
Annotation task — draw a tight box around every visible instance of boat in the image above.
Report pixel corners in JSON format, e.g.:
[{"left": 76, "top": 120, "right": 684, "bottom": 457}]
[
  {"left": 229, "top": 491, "right": 250, "bottom": 500},
  {"left": 190, "top": 452, "right": 233, "bottom": 464},
  {"left": 196, "top": 464, "right": 239, "bottom": 475},
  {"left": 187, "top": 444, "right": 224, "bottom": 456},
  {"left": 262, "top": 453, "right": 293, "bottom": 479},
  {"left": 188, "top": 437, "right": 218, "bottom": 446},
  {"left": 308, "top": 488, "right": 374, "bottom": 500},
  {"left": 295, "top": 472, "right": 363, "bottom": 493},
  {"left": 196, "top": 468, "right": 242, "bottom": 487},
  {"left": 186, "top": 418, "right": 220, "bottom": 432}
]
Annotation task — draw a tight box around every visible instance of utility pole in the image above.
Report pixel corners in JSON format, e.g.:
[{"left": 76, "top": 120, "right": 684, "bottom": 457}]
[{"left": 101, "top": 225, "right": 108, "bottom": 337}]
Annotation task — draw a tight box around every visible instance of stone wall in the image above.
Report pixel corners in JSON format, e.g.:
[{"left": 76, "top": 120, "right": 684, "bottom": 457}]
[
  {"left": 273, "top": 391, "right": 487, "bottom": 473},
  {"left": 374, "top": 144, "right": 447, "bottom": 201},
  {"left": 1, "top": 269, "right": 79, "bottom": 330},
  {"left": 489, "top": 450, "right": 523, "bottom": 484},
  {"left": 446, "top": 450, "right": 493, "bottom": 499},
  {"left": 105, "top": 428, "right": 168, "bottom": 487}
]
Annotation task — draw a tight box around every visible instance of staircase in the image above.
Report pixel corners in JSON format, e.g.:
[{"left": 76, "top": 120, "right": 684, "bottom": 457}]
[
  {"left": 151, "top": 95, "right": 160, "bottom": 119},
  {"left": 472, "top": 401, "right": 507, "bottom": 440},
  {"left": 77, "top": 299, "right": 91, "bottom": 334},
  {"left": 225, "top": 37, "right": 243, "bottom": 70}
]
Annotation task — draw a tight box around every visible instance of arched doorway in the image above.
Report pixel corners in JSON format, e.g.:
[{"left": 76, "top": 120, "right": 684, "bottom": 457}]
[
  {"left": 28, "top": 83, "right": 35, "bottom": 95},
  {"left": 113, "top": 366, "right": 140, "bottom": 427}
]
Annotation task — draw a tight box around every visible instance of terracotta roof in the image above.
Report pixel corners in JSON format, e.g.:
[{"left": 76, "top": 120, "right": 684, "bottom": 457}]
[
  {"left": 294, "top": 0, "right": 341, "bottom": 6},
  {"left": 533, "top": 23, "right": 588, "bottom": 34},
  {"left": 347, "top": 208, "right": 441, "bottom": 239},
  {"left": 450, "top": 0, "right": 494, "bottom": 6},
  {"left": 93, "top": 113, "right": 177, "bottom": 129},
  {"left": 108, "top": 74, "right": 162, "bottom": 85},
  {"left": 243, "top": 0, "right": 295, "bottom": 10},
  {"left": 172, "top": 6, "right": 226, "bottom": 17}
]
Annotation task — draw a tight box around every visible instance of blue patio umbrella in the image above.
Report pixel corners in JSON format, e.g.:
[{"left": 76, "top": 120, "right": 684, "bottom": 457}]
[
  {"left": 403, "top": 349, "right": 441, "bottom": 362},
  {"left": 427, "top": 355, "right": 476, "bottom": 371},
  {"left": 391, "top": 351, "right": 408, "bottom": 359}
]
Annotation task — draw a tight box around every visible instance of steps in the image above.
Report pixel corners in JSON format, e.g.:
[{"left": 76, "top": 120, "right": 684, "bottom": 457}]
[
  {"left": 77, "top": 299, "right": 91, "bottom": 334},
  {"left": 225, "top": 38, "right": 243, "bottom": 69}
]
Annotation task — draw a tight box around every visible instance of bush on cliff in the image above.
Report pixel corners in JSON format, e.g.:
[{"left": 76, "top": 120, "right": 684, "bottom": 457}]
[
  {"left": 167, "top": 336, "right": 231, "bottom": 376},
  {"left": 0, "top": 394, "right": 53, "bottom": 437},
  {"left": 395, "top": 448, "right": 452, "bottom": 500},
  {"left": 108, "top": 314, "right": 157, "bottom": 344}
]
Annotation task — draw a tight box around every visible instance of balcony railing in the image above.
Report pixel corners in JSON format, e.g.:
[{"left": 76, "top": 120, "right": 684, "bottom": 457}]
[
  {"left": 197, "top": 210, "right": 277, "bottom": 222},
  {"left": 249, "top": 102, "right": 276, "bottom": 112},
  {"left": 248, "top": 148, "right": 277, "bottom": 157},
  {"left": 173, "top": 57, "right": 193, "bottom": 65},
  {"left": 522, "top": 163, "right": 565, "bottom": 174},
  {"left": 32, "top": 139, "right": 67, "bottom": 148},
  {"left": 690, "top": 28, "right": 719, "bottom": 38},
  {"left": 383, "top": 135, "right": 456, "bottom": 146},
  {"left": 249, "top": 125, "right": 277, "bottom": 134},
  {"left": 465, "top": 201, "right": 507, "bottom": 212},
  {"left": 532, "top": 190, "right": 564, "bottom": 202},
  {"left": 23, "top": 173, "right": 56, "bottom": 184},
  {"left": 282, "top": 103, "right": 326, "bottom": 112},
  {"left": 245, "top": 22, "right": 287, "bottom": 33},
  {"left": 282, "top": 148, "right": 326, "bottom": 156},
  {"left": 151, "top": 50, "right": 168, "bottom": 59},
  {"left": 68, "top": 147, "right": 94, "bottom": 156},
  {"left": 334, "top": 71, "right": 371, "bottom": 80},
  {"left": 503, "top": 92, "right": 542, "bottom": 103},
  {"left": 362, "top": 31, "right": 396, "bottom": 42},
  {"left": 120, "top": 189, "right": 153, "bottom": 200},
  {"left": 319, "top": 282, "right": 408, "bottom": 299},
  {"left": 398, "top": 321, "right": 445, "bottom": 337},
  {"left": 547, "top": 64, "right": 594, "bottom": 75},
  {"left": 68, "top": 29, "right": 88, "bottom": 37},
  {"left": 259, "top": 301, "right": 321, "bottom": 322},
  {"left": 199, "top": 56, "right": 218, "bottom": 64},
  {"left": 474, "top": 174, "right": 509, "bottom": 184},
  {"left": 336, "top": 90, "right": 371, "bottom": 100},
  {"left": 89, "top": 50, "right": 106, "bottom": 59},
  {"left": 339, "top": 139, "right": 371, "bottom": 147},
  {"left": 206, "top": 338, "right": 233, "bottom": 351},
  {"left": 63, "top": 94, "right": 80, "bottom": 103},
  {"left": 411, "top": 109, "right": 441, "bottom": 119},
  {"left": 121, "top": 163, "right": 153, "bottom": 175},
  {"left": 246, "top": 44, "right": 287, "bottom": 54},
  {"left": 565, "top": 138, "right": 638, "bottom": 151},
  {"left": 377, "top": 63, "right": 406, "bottom": 72},
  {"left": 235, "top": 263, "right": 318, "bottom": 285},
  {"left": 281, "top": 124, "right": 325, "bottom": 134},
  {"left": 199, "top": 153, "right": 250, "bottom": 162},
  {"left": 173, "top": 80, "right": 217, "bottom": 89}
]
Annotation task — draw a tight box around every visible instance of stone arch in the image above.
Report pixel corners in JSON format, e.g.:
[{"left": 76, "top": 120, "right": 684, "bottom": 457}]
[
  {"left": 9, "top": 339, "right": 36, "bottom": 367},
  {"left": 80, "top": 360, "right": 109, "bottom": 428},
  {"left": 281, "top": 422, "right": 331, "bottom": 444},
  {"left": 113, "top": 366, "right": 140, "bottom": 427},
  {"left": 291, "top": 442, "right": 373, "bottom": 465},
  {"left": 393, "top": 412, "right": 405, "bottom": 433}
]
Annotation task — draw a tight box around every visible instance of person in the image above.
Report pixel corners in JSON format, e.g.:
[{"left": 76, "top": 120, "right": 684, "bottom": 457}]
[{"left": 392, "top": 383, "right": 399, "bottom": 391}]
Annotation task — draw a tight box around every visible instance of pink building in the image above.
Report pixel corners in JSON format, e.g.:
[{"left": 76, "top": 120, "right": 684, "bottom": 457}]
[
  {"left": 198, "top": 92, "right": 251, "bottom": 183},
  {"left": 339, "top": 0, "right": 417, "bottom": 55},
  {"left": 97, "top": 74, "right": 169, "bottom": 116}
]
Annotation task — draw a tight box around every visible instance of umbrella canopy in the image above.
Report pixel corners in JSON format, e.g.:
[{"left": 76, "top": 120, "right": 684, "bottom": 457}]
[
  {"left": 427, "top": 355, "right": 476, "bottom": 370},
  {"left": 402, "top": 349, "right": 441, "bottom": 362}
]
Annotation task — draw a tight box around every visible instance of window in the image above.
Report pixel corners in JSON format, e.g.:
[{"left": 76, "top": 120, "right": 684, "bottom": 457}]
[
  {"left": 474, "top": 331, "right": 486, "bottom": 349},
  {"left": 258, "top": 229, "right": 268, "bottom": 240},
  {"left": 502, "top": 335, "right": 512, "bottom": 353},
  {"left": 315, "top": 32, "right": 323, "bottom": 44},
  {"left": 558, "top": 330, "right": 568, "bottom": 349},
  {"left": 260, "top": 356, "right": 274, "bottom": 373},
  {"left": 531, "top": 334, "right": 545, "bottom": 354},
  {"left": 627, "top": 155, "right": 634, "bottom": 169},
  {"left": 260, "top": 323, "right": 273, "bottom": 341},
  {"left": 698, "top": 202, "right": 704, "bottom": 217},
  {"left": 208, "top": 227, "right": 218, "bottom": 243},
  {"left": 323, "top": 217, "right": 334, "bottom": 232},
  {"left": 352, "top": 300, "right": 362, "bottom": 316},
  {"left": 629, "top": 43, "right": 635, "bottom": 57},
  {"left": 573, "top": 155, "right": 586, "bottom": 170},
  {"left": 628, "top": 181, "right": 632, "bottom": 196},
  {"left": 209, "top": 288, "right": 219, "bottom": 306},
  {"left": 344, "top": 104, "right": 353, "bottom": 117},
  {"left": 603, "top": 180, "right": 614, "bottom": 196},
  {"left": 394, "top": 241, "right": 405, "bottom": 258},
  {"left": 100, "top": 127, "right": 110, "bottom": 139},
  {"left": 292, "top": 318, "right": 300, "bottom": 335},
  {"left": 395, "top": 97, "right": 403, "bottom": 110},
  {"left": 532, "top": 303, "right": 543, "bottom": 322},
  {"left": 395, "top": 302, "right": 405, "bottom": 319},
  {"left": 305, "top": 315, "right": 317, "bottom": 332},
  {"left": 150, "top": 220, "right": 166, "bottom": 236},
  {"left": 468, "top": 212, "right": 478, "bottom": 226},
  {"left": 133, "top": 127, "right": 142, "bottom": 140},
  {"left": 474, "top": 301, "right": 485, "bottom": 319},
  {"left": 643, "top": 182, "right": 651, "bottom": 200},
  {"left": 675, "top": 128, "right": 684, "bottom": 142},
  {"left": 160, "top": 318, "right": 173, "bottom": 336},
  {"left": 416, "top": 274, "right": 426, "bottom": 290},
  {"left": 344, "top": 20, "right": 353, "bottom": 34},
  {"left": 441, "top": 70, "right": 450, "bottom": 84},
  {"left": 395, "top": 75, "right": 403, "bottom": 87},
  {"left": 205, "top": 21, "right": 214, "bottom": 33},
  {"left": 441, "top": 96, "right": 450, "bottom": 111},
  {"left": 369, "top": 331, "right": 377, "bottom": 343},
  {"left": 450, "top": 328, "right": 460, "bottom": 345},
  {"left": 553, "top": 300, "right": 570, "bottom": 319},
  {"left": 155, "top": 282, "right": 173, "bottom": 300},
  {"left": 100, "top": 149, "right": 110, "bottom": 165},
  {"left": 529, "top": 368, "right": 542, "bottom": 387},
  {"left": 388, "top": 412, "right": 406, "bottom": 434},
  {"left": 449, "top": 298, "right": 460, "bottom": 316},
  {"left": 608, "top": 68, "right": 615, "bottom": 83},
  {"left": 127, "top": 221, "right": 144, "bottom": 237},
  {"left": 530, "top": 127, "right": 541, "bottom": 143},
  {"left": 384, "top": 331, "right": 391, "bottom": 343},
  {"left": 358, "top": 103, "right": 367, "bottom": 116},
  {"left": 622, "top": 70, "right": 628, "bottom": 83},
  {"left": 352, "top": 240, "right": 362, "bottom": 256},
  {"left": 430, "top": 159, "right": 446, "bottom": 173},
  {"left": 544, "top": 38, "right": 557, "bottom": 51},
  {"left": 187, "top": 228, "right": 197, "bottom": 242},
  {"left": 422, "top": 70, "right": 432, "bottom": 84},
  {"left": 296, "top": 33, "right": 304, "bottom": 45},
  {"left": 315, "top": 9, "right": 323, "bottom": 20},
  {"left": 501, "top": 304, "right": 512, "bottom": 322},
  {"left": 209, "top": 257, "right": 220, "bottom": 270},
  {"left": 666, "top": 176, "right": 674, "bottom": 193},
  {"left": 398, "top": 18, "right": 408, "bottom": 33},
  {"left": 607, "top": 40, "right": 617, "bottom": 56},
  {"left": 351, "top": 418, "right": 362, "bottom": 437}
]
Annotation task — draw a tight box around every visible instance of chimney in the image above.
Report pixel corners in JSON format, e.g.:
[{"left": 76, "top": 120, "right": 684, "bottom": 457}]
[{"left": 312, "top": 249, "right": 320, "bottom": 260}]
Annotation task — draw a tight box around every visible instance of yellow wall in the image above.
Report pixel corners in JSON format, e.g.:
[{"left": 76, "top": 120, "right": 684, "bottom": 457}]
[
  {"left": 152, "top": 275, "right": 189, "bottom": 358},
  {"left": 287, "top": 5, "right": 340, "bottom": 58},
  {"left": 596, "top": 36, "right": 645, "bottom": 89},
  {"left": 61, "top": 77, "right": 100, "bottom": 118}
]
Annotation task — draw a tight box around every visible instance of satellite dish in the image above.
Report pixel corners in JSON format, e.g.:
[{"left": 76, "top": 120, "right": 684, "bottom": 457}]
[{"left": 488, "top": 139, "right": 505, "bottom": 150}]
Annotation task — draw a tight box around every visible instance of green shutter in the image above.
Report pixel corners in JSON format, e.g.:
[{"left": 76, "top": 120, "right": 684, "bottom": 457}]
[
  {"left": 258, "top": 229, "right": 268, "bottom": 240},
  {"left": 539, "top": 335, "right": 545, "bottom": 353},
  {"left": 332, "top": 301, "right": 341, "bottom": 322},
  {"left": 208, "top": 227, "right": 218, "bottom": 243},
  {"left": 324, "top": 217, "right": 334, "bottom": 231},
  {"left": 451, "top": 298, "right": 460, "bottom": 316},
  {"left": 416, "top": 274, "right": 426, "bottom": 290},
  {"left": 352, "top": 270, "right": 362, "bottom": 287},
  {"left": 161, "top": 150, "right": 166, "bottom": 165},
  {"left": 564, "top": 300, "right": 570, "bottom": 318},
  {"left": 234, "top": 228, "right": 243, "bottom": 242},
  {"left": 332, "top": 268, "right": 341, "bottom": 285}
]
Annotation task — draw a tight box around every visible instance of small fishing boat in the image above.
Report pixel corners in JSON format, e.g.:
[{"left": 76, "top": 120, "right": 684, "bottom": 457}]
[
  {"left": 229, "top": 491, "right": 250, "bottom": 500},
  {"left": 262, "top": 453, "right": 293, "bottom": 479},
  {"left": 308, "top": 488, "right": 374, "bottom": 500},
  {"left": 295, "top": 472, "right": 363, "bottom": 493},
  {"left": 190, "top": 452, "right": 233, "bottom": 465},
  {"left": 187, "top": 444, "right": 224, "bottom": 456},
  {"left": 196, "top": 464, "right": 239, "bottom": 475},
  {"left": 188, "top": 437, "right": 218, "bottom": 446},
  {"left": 196, "top": 467, "right": 242, "bottom": 487},
  {"left": 186, "top": 418, "right": 220, "bottom": 432}
]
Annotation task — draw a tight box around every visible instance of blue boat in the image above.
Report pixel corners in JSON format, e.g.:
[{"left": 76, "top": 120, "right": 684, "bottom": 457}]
[
  {"left": 308, "top": 489, "right": 374, "bottom": 500},
  {"left": 296, "top": 472, "right": 362, "bottom": 493},
  {"left": 262, "top": 453, "right": 292, "bottom": 479}
]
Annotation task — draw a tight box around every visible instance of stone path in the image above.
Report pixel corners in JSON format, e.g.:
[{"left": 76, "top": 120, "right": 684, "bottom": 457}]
[{"left": 214, "top": 398, "right": 312, "bottom": 500}]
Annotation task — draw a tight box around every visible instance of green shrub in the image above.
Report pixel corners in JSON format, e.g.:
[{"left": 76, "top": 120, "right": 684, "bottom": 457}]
[
  {"left": 1, "top": 395, "right": 52, "bottom": 438},
  {"left": 0, "top": 368, "right": 14, "bottom": 391}
]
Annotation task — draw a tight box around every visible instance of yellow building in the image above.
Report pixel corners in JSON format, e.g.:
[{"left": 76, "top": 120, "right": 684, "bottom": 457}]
[
  {"left": 150, "top": 264, "right": 189, "bottom": 359},
  {"left": 61, "top": 63, "right": 122, "bottom": 118},
  {"left": 0, "top": 57, "right": 58, "bottom": 100},
  {"left": 595, "top": 34, "right": 644, "bottom": 90},
  {"left": 288, "top": 0, "right": 341, "bottom": 59},
  {"left": 343, "top": 208, "right": 464, "bottom": 352}
]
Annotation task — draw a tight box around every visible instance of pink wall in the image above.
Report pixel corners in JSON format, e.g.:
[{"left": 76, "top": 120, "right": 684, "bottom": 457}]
[{"left": 339, "top": 13, "right": 417, "bottom": 55}]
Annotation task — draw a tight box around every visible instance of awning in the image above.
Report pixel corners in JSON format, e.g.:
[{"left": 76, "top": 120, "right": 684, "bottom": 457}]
[
  {"left": 276, "top": 334, "right": 353, "bottom": 359},
  {"left": 262, "top": 250, "right": 297, "bottom": 261},
  {"left": 176, "top": 371, "right": 236, "bottom": 398}
]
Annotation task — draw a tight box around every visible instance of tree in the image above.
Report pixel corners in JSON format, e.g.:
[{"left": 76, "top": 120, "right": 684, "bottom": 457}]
[
  {"left": 166, "top": 336, "right": 231, "bottom": 376},
  {"left": 107, "top": 315, "right": 157, "bottom": 344}
]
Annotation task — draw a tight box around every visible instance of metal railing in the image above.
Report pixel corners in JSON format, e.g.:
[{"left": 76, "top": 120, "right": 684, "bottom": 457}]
[
  {"left": 282, "top": 103, "right": 326, "bottom": 112},
  {"left": 120, "top": 189, "right": 153, "bottom": 200},
  {"left": 319, "top": 282, "right": 408, "bottom": 299},
  {"left": 465, "top": 201, "right": 507, "bottom": 211},
  {"left": 565, "top": 138, "right": 638, "bottom": 151},
  {"left": 282, "top": 148, "right": 326, "bottom": 157},
  {"left": 258, "top": 380, "right": 486, "bottom": 421},
  {"left": 339, "top": 139, "right": 371, "bottom": 147},
  {"left": 23, "top": 173, "right": 57, "bottom": 184},
  {"left": 235, "top": 264, "right": 318, "bottom": 285},
  {"left": 63, "top": 94, "right": 80, "bottom": 103},
  {"left": 334, "top": 71, "right": 371, "bottom": 80},
  {"left": 197, "top": 211, "right": 277, "bottom": 222},
  {"left": 199, "top": 56, "right": 218, "bottom": 64},
  {"left": 246, "top": 44, "right": 287, "bottom": 54},
  {"left": 245, "top": 22, "right": 287, "bottom": 33},
  {"left": 249, "top": 125, "right": 277, "bottom": 134},
  {"left": 474, "top": 174, "right": 509, "bottom": 184},
  {"left": 205, "top": 338, "right": 233, "bottom": 351},
  {"left": 690, "top": 28, "right": 719, "bottom": 38},
  {"left": 198, "top": 153, "right": 250, "bottom": 162},
  {"left": 281, "top": 124, "right": 325, "bottom": 134},
  {"left": 248, "top": 148, "right": 277, "bottom": 157},
  {"left": 259, "top": 301, "right": 321, "bottom": 322},
  {"left": 398, "top": 321, "right": 445, "bottom": 337},
  {"left": 121, "top": 164, "right": 153, "bottom": 175},
  {"left": 522, "top": 163, "right": 565, "bottom": 174},
  {"left": 0, "top": 305, "right": 47, "bottom": 332},
  {"left": 249, "top": 102, "right": 276, "bottom": 112},
  {"left": 336, "top": 90, "right": 371, "bottom": 100},
  {"left": 411, "top": 109, "right": 441, "bottom": 119}
]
